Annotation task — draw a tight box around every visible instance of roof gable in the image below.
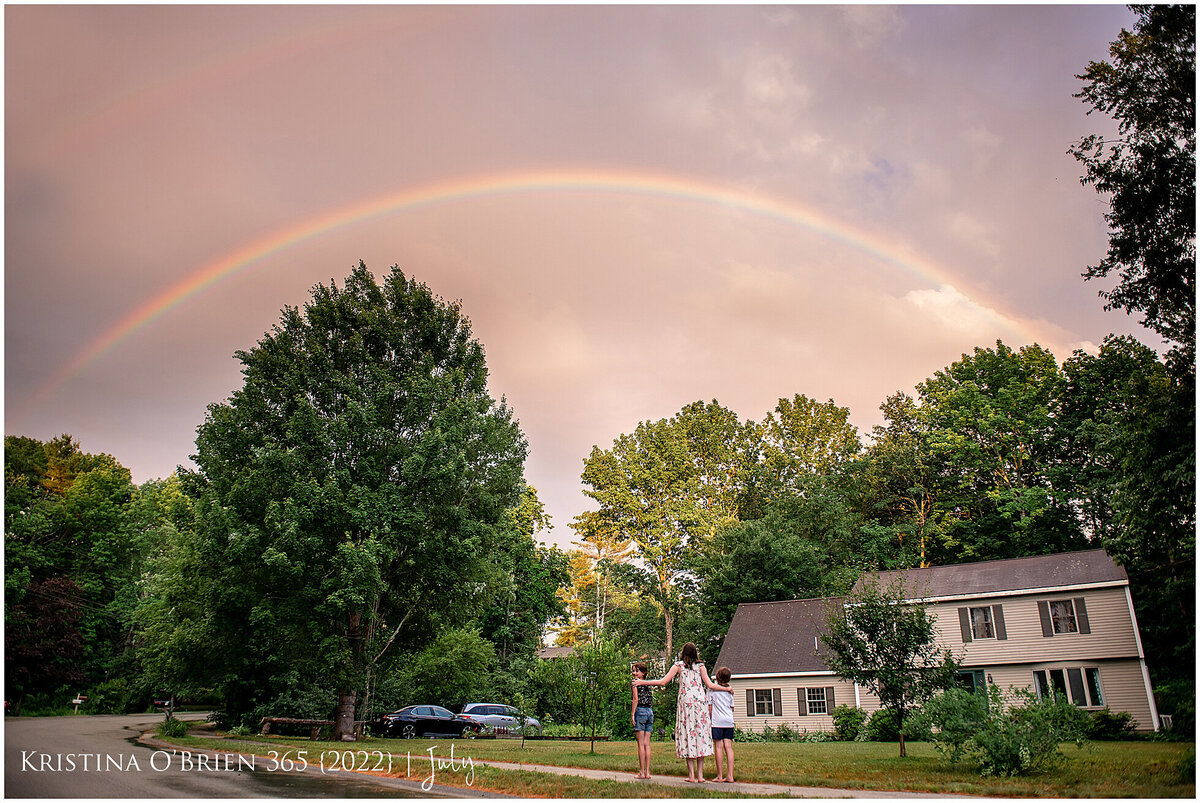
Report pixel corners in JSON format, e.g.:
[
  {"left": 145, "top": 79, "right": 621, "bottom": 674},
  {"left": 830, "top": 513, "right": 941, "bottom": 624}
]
[{"left": 714, "top": 596, "right": 842, "bottom": 675}]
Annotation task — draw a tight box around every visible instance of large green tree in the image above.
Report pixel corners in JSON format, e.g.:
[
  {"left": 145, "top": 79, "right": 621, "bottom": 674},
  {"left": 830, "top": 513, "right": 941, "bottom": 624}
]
[
  {"left": 173, "top": 262, "right": 527, "bottom": 738},
  {"left": 579, "top": 400, "right": 756, "bottom": 658},
  {"left": 910, "top": 342, "right": 1086, "bottom": 563},
  {"left": 1070, "top": 4, "right": 1195, "bottom": 357}
]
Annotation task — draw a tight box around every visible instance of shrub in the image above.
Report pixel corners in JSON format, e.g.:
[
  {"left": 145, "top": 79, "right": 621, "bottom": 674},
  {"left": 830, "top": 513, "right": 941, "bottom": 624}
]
[
  {"left": 972, "top": 687, "right": 1088, "bottom": 777},
  {"left": 831, "top": 704, "right": 867, "bottom": 741},
  {"left": 774, "top": 722, "right": 798, "bottom": 742},
  {"left": 864, "top": 708, "right": 901, "bottom": 741},
  {"left": 1086, "top": 707, "right": 1139, "bottom": 740},
  {"left": 157, "top": 717, "right": 189, "bottom": 738},
  {"left": 801, "top": 729, "right": 834, "bottom": 743},
  {"left": 82, "top": 678, "right": 134, "bottom": 715},
  {"left": 917, "top": 688, "right": 988, "bottom": 765},
  {"left": 733, "top": 726, "right": 765, "bottom": 743}
]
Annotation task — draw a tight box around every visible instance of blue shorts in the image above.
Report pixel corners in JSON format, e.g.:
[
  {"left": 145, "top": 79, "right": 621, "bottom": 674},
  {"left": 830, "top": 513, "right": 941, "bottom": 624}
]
[
  {"left": 711, "top": 726, "right": 735, "bottom": 742},
  {"left": 634, "top": 707, "right": 654, "bottom": 732}
]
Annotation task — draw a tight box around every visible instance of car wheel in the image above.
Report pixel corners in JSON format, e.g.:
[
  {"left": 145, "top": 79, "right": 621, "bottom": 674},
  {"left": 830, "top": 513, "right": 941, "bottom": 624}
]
[
  {"left": 461, "top": 726, "right": 477, "bottom": 739},
  {"left": 401, "top": 723, "right": 416, "bottom": 739}
]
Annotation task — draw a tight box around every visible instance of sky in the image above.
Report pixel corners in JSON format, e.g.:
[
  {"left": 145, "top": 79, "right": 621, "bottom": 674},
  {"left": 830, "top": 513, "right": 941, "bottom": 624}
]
[{"left": 6, "top": 4, "right": 1147, "bottom": 550}]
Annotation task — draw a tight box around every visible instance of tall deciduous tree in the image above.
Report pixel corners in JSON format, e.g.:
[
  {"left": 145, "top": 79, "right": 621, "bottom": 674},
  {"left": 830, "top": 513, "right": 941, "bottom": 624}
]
[
  {"left": 178, "top": 262, "right": 526, "bottom": 738},
  {"left": 821, "top": 577, "right": 958, "bottom": 757},
  {"left": 1070, "top": 4, "right": 1195, "bottom": 357},
  {"left": 913, "top": 342, "right": 1086, "bottom": 563},
  {"left": 760, "top": 394, "right": 861, "bottom": 494},
  {"left": 579, "top": 401, "right": 754, "bottom": 658}
]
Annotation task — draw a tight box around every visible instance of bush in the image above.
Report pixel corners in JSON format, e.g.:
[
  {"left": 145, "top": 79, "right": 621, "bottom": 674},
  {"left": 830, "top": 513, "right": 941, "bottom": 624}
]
[
  {"left": 82, "top": 678, "right": 134, "bottom": 715},
  {"left": 1154, "top": 679, "right": 1195, "bottom": 741},
  {"left": 972, "top": 687, "right": 1088, "bottom": 777},
  {"left": 156, "top": 717, "right": 189, "bottom": 738},
  {"left": 864, "top": 708, "right": 901, "bottom": 741},
  {"left": 774, "top": 722, "right": 798, "bottom": 742},
  {"left": 915, "top": 688, "right": 989, "bottom": 765},
  {"left": 831, "top": 704, "right": 867, "bottom": 741},
  {"left": 1086, "top": 707, "right": 1139, "bottom": 740},
  {"left": 733, "top": 726, "right": 764, "bottom": 743}
]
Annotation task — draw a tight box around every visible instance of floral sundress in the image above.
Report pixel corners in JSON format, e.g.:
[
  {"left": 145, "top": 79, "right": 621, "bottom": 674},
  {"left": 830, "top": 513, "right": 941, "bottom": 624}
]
[{"left": 673, "top": 660, "right": 714, "bottom": 759}]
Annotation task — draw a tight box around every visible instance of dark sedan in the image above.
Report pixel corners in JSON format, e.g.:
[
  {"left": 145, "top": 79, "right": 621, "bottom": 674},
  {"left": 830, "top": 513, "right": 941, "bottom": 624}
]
[{"left": 371, "top": 705, "right": 482, "bottom": 739}]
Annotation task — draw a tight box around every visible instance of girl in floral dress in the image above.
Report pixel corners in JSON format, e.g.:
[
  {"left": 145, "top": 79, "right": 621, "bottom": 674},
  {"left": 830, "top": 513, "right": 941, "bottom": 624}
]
[{"left": 634, "top": 642, "right": 721, "bottom": 782}]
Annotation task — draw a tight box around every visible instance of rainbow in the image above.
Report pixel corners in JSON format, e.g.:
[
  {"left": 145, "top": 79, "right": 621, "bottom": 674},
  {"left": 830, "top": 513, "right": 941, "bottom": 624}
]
[{"left": 14, "top": 168, "right": 1038, "bottom": 423}]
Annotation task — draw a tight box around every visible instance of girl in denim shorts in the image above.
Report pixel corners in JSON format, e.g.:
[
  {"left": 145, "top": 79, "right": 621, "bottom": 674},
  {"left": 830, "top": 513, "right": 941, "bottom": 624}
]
[{"left": 631, "top": 662, "right": 655, "bottom": 779}]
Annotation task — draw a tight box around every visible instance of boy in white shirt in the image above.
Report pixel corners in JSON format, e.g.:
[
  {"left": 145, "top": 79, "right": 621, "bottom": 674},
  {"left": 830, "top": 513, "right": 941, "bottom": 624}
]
[{"left": 706, "top": 666, "right": 736, "bottom": 782}]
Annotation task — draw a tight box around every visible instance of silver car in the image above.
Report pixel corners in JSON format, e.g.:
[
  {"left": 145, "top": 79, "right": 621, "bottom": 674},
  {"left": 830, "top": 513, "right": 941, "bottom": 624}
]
[{"left": 459, "top": 703, "right": 541, "bottom": 736}]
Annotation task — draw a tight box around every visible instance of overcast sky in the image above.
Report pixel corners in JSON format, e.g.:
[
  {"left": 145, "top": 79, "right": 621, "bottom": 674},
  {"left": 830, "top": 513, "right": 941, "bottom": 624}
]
[{"left": 6, "top": 5, "right": 1146, "bottom": 549}]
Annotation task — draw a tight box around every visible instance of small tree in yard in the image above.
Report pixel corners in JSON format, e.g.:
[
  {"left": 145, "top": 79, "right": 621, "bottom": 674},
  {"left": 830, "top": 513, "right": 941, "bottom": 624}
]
[
  {"left": 821, "top": 577, "right": 958, "bottom": 756},
  {"left": 539, "top": 635, "right": 630, "bottom": 753}
]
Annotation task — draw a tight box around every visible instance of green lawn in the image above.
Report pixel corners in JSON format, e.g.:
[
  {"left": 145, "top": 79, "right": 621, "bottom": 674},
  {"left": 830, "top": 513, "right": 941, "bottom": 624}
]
[{"left": 169, "top": 728, "right": 1194, "bottom": 798}]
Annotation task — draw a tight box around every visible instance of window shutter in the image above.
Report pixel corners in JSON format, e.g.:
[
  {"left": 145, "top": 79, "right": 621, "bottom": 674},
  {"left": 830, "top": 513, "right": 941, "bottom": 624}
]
[
  {"left": 825, "top": 687, "right": 836, "bottom": 710},
  {"left": 1037, "top": 601, "right": 1054, "bottom": 637},
  {"left": 796, "top": 689, "right": 808, "bottom": 716},
  {"left": 1073, "top": 597, "right": 1091, "bottom": 634},
  {"left": 746, "top": 689, "right": 755, "bottom": 717},
  {"left": 772, "top": 688, "right": 782, "bottom": 717},
  {"left": 992, "top": 605, "right": 1008, "bottom": 640},
  {"left": 958, "top": 607, "right": 973, "bottom": 643}
]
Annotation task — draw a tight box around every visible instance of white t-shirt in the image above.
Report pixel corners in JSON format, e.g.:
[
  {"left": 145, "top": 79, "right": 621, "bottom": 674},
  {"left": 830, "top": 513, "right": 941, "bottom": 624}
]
[{"left": 707, "top": 687, "right": 735, "bottom": 728}]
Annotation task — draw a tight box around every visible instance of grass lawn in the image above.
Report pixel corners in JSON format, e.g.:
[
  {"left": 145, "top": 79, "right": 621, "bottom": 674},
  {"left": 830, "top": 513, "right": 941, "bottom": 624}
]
[{"left": 167, "top": 727, "right": 1195, "bottom": 798}]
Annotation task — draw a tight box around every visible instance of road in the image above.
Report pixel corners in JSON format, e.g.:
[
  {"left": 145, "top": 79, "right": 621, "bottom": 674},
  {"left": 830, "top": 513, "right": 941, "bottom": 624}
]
[{"left": 4, "top": 712, "right": 492, "bottom": 798}]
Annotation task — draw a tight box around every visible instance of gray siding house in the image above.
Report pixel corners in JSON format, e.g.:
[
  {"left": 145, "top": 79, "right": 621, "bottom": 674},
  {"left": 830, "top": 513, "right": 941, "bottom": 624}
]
[{"left": 714, "top": 549, "right": 1161, "bottom": 732}]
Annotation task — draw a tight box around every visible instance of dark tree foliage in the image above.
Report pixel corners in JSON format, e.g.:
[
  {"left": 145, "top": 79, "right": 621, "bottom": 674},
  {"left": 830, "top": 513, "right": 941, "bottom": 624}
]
[
  {"left": 175, "top": 262, "right": 527, "bottom": 738},
  {"left": 1071, "top": 4, "right": 1195, "bottom": 356},
  {"left": 5, "top": 577, "right": 87, "bottom": 713}
]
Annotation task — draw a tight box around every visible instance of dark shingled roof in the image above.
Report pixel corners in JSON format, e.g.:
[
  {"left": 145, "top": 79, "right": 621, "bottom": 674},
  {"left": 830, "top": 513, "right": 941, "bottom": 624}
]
[
  {"left": 856, "top": 549, "right": 1127, "bottom": 601},
  {"left": 717, "top": 550, "right": 1127, "bottom": 676},
  {"left": 714, "top": 597, "right": 842, "bottom": 675}
]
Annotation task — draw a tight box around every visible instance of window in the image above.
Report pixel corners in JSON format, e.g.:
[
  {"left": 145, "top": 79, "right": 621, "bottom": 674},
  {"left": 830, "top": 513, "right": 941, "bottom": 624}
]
[
  {"left": 1085, "top": 668, "right": 1104, "bottom": 706},
  {"left": 755, "top": 689, "right": 774, "bottom": 716},
  {"left": 805, "top": 688, "right": 827, "bottom": 715},
  {"left": 957, "top": 669, "right": 986, "bottom": 696},
  {"left": 1033, "top": 668, "right": 1104, "bottom": 707},
  {"left": 969, "top": 606, "right": 995, "bottom": 639},
  {"left": 958, "top": 604, "right": 1007, "bottom": 642},
  {"left": 1050, "top": 600, "right": 1078, "bottom": 634},
  {"left": 1038, "top": 597, "right": 1091, "bottom": 637}
]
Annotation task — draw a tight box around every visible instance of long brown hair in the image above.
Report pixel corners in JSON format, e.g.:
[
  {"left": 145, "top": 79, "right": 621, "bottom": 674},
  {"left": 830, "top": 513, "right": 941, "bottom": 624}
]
[{"left": 680, "top": 642, "right": 699, "bottom": 668}]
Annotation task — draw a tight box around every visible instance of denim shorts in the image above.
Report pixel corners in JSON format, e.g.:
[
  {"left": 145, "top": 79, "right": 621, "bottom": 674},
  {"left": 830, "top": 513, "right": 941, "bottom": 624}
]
[
  {"left": 711, "top": 726, "right": 735, "bottom": 742},
  {"left": 634, "top": 706, "right": 654, "bottom": 732}
]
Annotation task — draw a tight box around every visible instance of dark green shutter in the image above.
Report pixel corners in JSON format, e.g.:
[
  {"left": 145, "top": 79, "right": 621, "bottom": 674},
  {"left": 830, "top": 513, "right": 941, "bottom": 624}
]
[
  {"left": 797, "top": 689, "right": 807, "bottom": 716},
  {"left": 746, "top": 689, "right": 754, "bottom": 717},
  {"left": 958, "top": 607, "right": 973, "bottom": 642},
  {"left": 772, "top": 688, "right": 782, "bottom": 717}
]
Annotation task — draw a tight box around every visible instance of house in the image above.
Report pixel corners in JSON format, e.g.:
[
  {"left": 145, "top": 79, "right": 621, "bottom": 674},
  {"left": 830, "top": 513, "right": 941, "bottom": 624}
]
[{"left": 714, "top": 549, "right": 1162, "bottom": 732}]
